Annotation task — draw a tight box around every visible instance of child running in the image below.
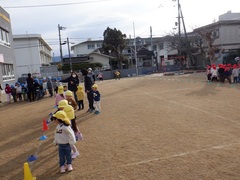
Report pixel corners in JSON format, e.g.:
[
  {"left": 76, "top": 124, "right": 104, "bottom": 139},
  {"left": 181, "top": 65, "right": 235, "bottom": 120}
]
[{"left": 52, "top": 111, "right": 76, "bottom": 173}]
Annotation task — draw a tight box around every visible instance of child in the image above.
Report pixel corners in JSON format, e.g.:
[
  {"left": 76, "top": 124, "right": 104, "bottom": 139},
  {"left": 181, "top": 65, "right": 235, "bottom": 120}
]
[
  {"left": 76, "top": 85, "right": 84, "bottom": 111},
  {"left": 5, "top": 84, "right": 11, "bottom": 103},
  {"left": 64, "top": 105, "right": 81, "bottom": 159},
  {"left": 21, "top": 84, "right": 28, "bottom": 101},
  {"left": 65, "top": 90, "right": 78, "bottom": 110},
  {"left": 15, "top": 83, "right": 22, "bottom": 101},
  {"left": 11, "top": 85, "right": 17, "bottom": 102},
  {"left": 92, "top": 84, "right": 101, "bottom": 114},
  {"left": 63, "top": 85, "right": 68, "bottom": 96},
  {"left": 97, "top": 72, "right": 103, "bottom": 81},
  {"left": 55, "top": 86, "right": 65, "bottom": 107},
  {"left": 50, "top": 100, "right": 69, "bottom": 123},
  {"left": 52, "top": 111, "right": 76, "bottom": 173}
]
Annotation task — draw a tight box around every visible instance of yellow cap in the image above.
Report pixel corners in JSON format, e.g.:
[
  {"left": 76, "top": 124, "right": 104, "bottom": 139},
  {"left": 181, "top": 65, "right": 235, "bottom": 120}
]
[
  {"left": 58, "top": 100, "right": 68, "bottom": 108},
  {"left": 52, "top": 111, "right": 70, "bottom": 125},
  {"left": 64, "top": 105, "right": 75, "bottom": 119},
  {"left": 92, "top": 84, "right": 98, "bottom": 89},
  {"left": 58, "top": 86, "right": 64, "bottom": 94},
  {"left": 65, "top": 90, "right": 73, "bottom": 97},
  {"left": 77, "top": 85, "right": 83, "bottom": 90}
]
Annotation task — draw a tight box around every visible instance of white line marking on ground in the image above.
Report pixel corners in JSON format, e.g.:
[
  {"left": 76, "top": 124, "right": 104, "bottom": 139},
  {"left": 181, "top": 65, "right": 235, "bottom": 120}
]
[
  {"left": 144, "top": 92, "right": 240, "bottom": 125},
  {"left": 121, "top": 142, "right": 240, "bottom": 167}
]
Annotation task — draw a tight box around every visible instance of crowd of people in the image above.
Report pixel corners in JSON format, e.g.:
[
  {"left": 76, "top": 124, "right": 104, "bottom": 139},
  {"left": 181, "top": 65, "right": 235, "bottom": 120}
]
[
  {"left": 2, "top": 73, "right": 61, "bottom": 103},
  {"left": 206, "top": 63, "right": 240, "bottom": 84}
]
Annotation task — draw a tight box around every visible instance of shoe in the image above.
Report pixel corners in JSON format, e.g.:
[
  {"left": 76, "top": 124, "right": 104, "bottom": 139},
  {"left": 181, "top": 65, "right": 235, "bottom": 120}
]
[
  {"left": 67, "top": 164, "right": 73, "bottom": 172},
  {"left": 87, "top": 108, "right": 91, "bottom": 112},
  {"left": 94, "top": 111, "right": 100, "bottom": 114},
  {"left": 60, "top": 166, "right": 66, "bottom": 173},
  {"left": 90, "top": 109, "right": 95, "bottom": 113},
  {"left": 72, "top": 151, "right": 80, "bottom": 159}
]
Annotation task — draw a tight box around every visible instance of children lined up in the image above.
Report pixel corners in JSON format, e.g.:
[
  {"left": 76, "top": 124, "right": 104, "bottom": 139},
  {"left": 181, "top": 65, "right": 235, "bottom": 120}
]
[{"left": 206, "top": 63, "right": 240, "bottom": 84}]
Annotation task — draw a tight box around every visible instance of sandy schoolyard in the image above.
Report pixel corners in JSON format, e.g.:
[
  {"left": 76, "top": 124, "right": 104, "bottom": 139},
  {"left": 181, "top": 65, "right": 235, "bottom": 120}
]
[{"left": 1, "top": 72, "right": 240, "bottom": 180}]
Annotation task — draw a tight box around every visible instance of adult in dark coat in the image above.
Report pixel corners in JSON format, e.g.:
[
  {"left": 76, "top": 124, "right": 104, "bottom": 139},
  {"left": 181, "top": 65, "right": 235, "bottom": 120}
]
[
  {"left": 26, "top": 73, "right": 35, "bottom": 102},
  {"left": 61, "top": 71, "right": 79, "bottom": 101},
  {"left": 81, "top": 69, "right": 94, "bottom": 112}
]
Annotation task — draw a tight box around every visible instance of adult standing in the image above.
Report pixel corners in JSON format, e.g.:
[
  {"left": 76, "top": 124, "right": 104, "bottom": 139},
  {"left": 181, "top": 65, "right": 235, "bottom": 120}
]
[
  {"left": 61, "top": 71, "right": 79, "bottom": 102},
  {"left": 26, "top": 73, "right": 35, "bottom": 102},
  {"left": 81, "top": 69, "right": 94, "bottom": 112},
  {"left": 87, "top": 68, "right": 96, "bottom": 84},
  {"left": 0, "top": 83, "right": 3, "bottom": 103}
]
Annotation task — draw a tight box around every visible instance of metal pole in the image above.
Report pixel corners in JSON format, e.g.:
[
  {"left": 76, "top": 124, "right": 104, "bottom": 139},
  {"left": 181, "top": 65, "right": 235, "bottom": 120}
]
[
  {"left": 58, "top": 24, "right": 63, "bottom": 65},
  {"left": 177, "top": 0, "right": 181, "bottom": 56},
  {"left": 67, "top": 37, "right": 72, "bottom": 72},
  {"left": 150, "top": 26, "right": 154, "bottom": 67},
  {"left": 133, "top": 22, "right": 138, "bottom": 76}
]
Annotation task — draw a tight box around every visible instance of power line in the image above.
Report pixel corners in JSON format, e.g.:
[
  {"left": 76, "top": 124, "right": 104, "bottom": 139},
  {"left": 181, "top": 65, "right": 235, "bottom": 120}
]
[{"left": 3, "top": 0, "right": 111, "bottom": 9}]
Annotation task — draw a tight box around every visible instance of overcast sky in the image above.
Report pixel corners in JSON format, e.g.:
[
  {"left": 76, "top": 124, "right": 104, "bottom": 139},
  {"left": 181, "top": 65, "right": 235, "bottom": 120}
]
[{"left": 1, "top": 0, "right": 239, "bottom": 57}]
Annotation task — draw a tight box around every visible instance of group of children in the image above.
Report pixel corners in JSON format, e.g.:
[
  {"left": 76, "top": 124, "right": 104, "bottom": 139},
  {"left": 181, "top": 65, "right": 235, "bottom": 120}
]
[
  {"left": 4, "top": 83, "right": 28, "bottom": 103},
  {"left": 52, "top": 82, "right": 101, "bottom": 173},
  {"left": 206, "top": 63, "right": 240, "bottom": 83}
]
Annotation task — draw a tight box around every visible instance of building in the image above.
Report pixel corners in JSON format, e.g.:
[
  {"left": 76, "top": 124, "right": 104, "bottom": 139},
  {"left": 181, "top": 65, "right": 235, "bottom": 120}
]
[
  {"left": 0, "top": 7, "right": 17, "bottom": 86},
  {"left": 193, "top": 11, "right": 240, "bottom": 65},
  {"left": 13, "top": 34, "right": 52, "bottom": 77},
  {"left": 71, "top": 39, "right": 103, "bottom": 57}
]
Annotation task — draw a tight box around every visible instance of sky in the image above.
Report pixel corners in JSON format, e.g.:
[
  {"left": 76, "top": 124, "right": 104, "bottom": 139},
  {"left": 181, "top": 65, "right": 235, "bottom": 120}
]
[{"left": 1, "top": 0, "right": 240, "bottom": 57}]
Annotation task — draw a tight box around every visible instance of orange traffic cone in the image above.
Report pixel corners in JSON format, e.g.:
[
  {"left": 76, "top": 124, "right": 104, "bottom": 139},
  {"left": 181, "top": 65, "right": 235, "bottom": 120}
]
[
  {"left": 24, "top": 162, "right": 36, "bottom": 180},
  {"left": 42, "top": 119, "right": 48, "bottom": 131}
]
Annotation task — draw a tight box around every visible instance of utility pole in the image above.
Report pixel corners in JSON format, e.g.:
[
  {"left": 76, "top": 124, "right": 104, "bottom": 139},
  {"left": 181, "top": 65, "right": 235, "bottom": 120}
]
[
  {"left": 177, "top": 0, "right": 181, "bottom": 56},
  {"left": 58, "top": 24, "right": 66, "bottom": 66},
  {"left": 150, "top": 26, "right": 154, "bottom": 67},
  {"left": 67, "top": 37, "right": 72, "bottom": 72},
  {"left": 133, "top": 22, "right": 138, "bottom": 76},
  {"left": 129, "top": 35, "right": 133, "bottom": 69}
]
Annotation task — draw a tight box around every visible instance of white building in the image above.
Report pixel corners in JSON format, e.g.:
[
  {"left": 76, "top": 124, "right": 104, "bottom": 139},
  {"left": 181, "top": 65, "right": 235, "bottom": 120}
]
[
  {"left": 71, "top": 39, "right": 103, "bottom": 57},
  {"left": 13, "top": 34, "right": 52, "bottom": 77},
  {"left": 0, "top": 6, "right": 17, "bottom": 86}
]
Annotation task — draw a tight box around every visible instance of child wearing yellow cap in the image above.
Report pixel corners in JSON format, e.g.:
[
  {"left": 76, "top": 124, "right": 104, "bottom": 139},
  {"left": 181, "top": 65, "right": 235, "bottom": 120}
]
[
  {"left": 76, "top": 85, "right": 85, "bottom": 111},
  {"left": 65, "top": 90, "right": 78, "bottom": 110},
  {"left": 64, "top": 105, "right": 82, "bottom": 159},
  {"left": 55, "top": 86, "right": 65, "bottom": 107},
  {"left": 52, "top": 111, "right": 76, "bottom": 173}
]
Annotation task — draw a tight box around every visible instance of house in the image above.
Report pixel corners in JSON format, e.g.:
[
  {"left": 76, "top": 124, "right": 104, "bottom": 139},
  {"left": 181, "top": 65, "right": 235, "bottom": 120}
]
[
  {"left": 13, "top": 34, "right": 52, "bottom": 78},
  {"left": 0, "top": 6, "right": 17, "bottom": 86},
  {"left": 193, "top": 11, "right": 240, "bottom": 64},
  {"left": 62, "top": 50, "right": 111, "bottom": 70},
  {"left": 71, "top": 39, "right": 103, "bottom": 57},
  {"left": 71, "top": 38, "right": 156, "bottom": 69}
]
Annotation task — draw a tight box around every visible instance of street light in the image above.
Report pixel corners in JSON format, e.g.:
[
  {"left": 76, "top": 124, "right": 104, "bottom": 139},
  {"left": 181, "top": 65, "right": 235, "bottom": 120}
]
[{"left": 58, "top": 24, "right": 66, "bottom": 65}]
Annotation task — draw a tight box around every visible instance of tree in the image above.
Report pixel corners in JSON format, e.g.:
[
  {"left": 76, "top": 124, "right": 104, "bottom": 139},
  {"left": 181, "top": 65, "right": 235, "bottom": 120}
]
[
  {"left": 197, "top": 30, "right": 218, "bottom": 64},
  {"left": 102, "top": 27, "right": 127, "bottom": 69}
]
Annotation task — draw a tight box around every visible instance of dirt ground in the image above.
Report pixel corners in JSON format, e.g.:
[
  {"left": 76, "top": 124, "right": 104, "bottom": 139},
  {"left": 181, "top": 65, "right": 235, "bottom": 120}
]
[{"left": 1, "top": 72, "right": 240, "bottom": 180}]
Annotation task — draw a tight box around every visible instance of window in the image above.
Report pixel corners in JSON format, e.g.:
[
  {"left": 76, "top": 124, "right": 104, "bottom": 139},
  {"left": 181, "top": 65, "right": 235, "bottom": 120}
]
[
  {"left": 0, "top": 28, "right": 10, "bottom": 47},
  {"left": 212, "top": 29, "right": 219, "bottom": 39},
  {"left": 2, "top": 64, "right": 15, "bottom": 81},
  {"left": 97, "top": 43, "right": 102, "bottom": 48},
  {"left": 152, "top": 45, "right": 157, "bottom": 51},
  {"left": 159, "top": 43, "right": 164, "bottom": 50},
  {"left": 87, "top": 44, "right": 95, "bottom": 49}
]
